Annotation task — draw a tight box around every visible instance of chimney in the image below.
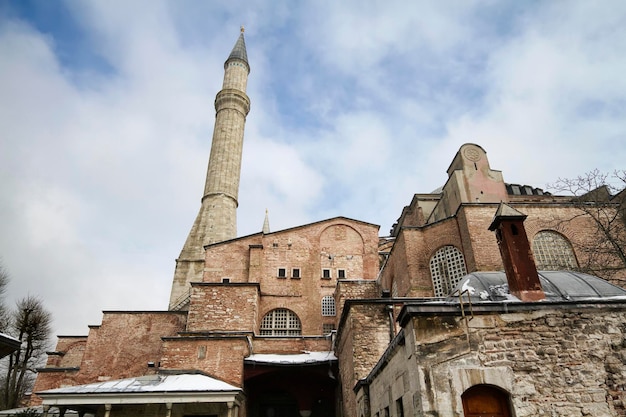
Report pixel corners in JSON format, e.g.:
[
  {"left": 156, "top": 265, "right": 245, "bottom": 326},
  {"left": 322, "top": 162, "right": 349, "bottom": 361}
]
[{"left": 488, "top": 203, "right": 544, "bottom": 301}]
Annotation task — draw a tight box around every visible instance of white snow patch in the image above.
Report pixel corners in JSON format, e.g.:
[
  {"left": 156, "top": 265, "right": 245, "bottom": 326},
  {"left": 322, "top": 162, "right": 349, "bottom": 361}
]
[
  {"left": 40, "top": 373, "right": 240, "bottom": 394},
  {"left": 245, "top": 351, "right": 337, "bottom": 365}
]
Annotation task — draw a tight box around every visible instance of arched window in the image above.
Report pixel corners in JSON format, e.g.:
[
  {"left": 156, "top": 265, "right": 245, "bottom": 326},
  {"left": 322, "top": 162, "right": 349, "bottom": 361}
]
[
  {"left": 260, "top": 308, "right": 301, "bottom": 336},
  {"left": 321, "top": 296, "right": 336, "bottom": 317},
  {"left": 462, "top": 385, "right": 511, "bottom": 417},
  {"left": 429, "top": 245, "right": 467, "bottom": 297},
  {"left": 532, "top": 231, "right": 578, "bottom": 270}
]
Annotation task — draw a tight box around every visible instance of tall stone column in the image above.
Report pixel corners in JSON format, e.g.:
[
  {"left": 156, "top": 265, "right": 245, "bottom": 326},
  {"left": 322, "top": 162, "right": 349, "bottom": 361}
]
[{"left": 169, "top": 29, "right": 250, "bottom": 309}]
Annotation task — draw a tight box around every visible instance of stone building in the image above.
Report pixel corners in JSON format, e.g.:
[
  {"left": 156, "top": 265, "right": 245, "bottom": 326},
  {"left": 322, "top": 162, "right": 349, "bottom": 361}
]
[{"left": 28, "top": 31, "right": 626, "bottom": 417}]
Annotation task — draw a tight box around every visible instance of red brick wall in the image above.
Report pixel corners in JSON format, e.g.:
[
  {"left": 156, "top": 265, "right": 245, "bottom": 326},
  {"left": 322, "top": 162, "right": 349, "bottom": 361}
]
[
  {"left": 161, "top": 338, "right": 248, "bottom": 387},
  {"left": 251, "top": 337, "right": 332, "bottom": 354},
  {"left": 187, "top": 284, "right": 259, "bottom": 332},
  {"left": 380, "top": 202, "right": 626, "bottom": 301},
  {"left": 31, "top": 312, "right": 186, "bottom": 405},
  {"left": 202, "top": 218, "right": 380, "bottom": 337},
  {"left": 77, "top": 312, "right": 186, "bottom": 382}
]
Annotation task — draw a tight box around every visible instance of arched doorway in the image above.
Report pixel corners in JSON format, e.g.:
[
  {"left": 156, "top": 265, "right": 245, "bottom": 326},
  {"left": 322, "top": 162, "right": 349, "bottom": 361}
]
[{"left": 462, "top": 385, "right": 511, "bottom": 417}]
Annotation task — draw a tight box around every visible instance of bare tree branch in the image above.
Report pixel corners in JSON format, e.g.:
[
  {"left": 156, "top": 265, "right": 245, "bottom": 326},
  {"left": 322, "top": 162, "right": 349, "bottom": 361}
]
[{"left": 547, "top": 170, "right": 626, "bottom": 279}]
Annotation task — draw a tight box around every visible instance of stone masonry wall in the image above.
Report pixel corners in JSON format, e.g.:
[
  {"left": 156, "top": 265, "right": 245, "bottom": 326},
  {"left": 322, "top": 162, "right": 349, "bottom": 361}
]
[
  {"left": 368, "top": 306, "right": 626, "bottom": 417},
  {"left": 336, "top": 302, "right": 393, "bottom": 417}
]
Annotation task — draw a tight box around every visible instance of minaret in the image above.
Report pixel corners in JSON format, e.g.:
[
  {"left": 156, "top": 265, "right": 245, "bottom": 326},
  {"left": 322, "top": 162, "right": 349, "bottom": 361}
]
[{"left": 169, "top": 28, "right": 250, "bottom": 309}]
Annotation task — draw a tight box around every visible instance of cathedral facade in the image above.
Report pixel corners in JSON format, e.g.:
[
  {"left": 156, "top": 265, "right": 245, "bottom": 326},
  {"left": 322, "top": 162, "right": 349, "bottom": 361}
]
[{"left": 30, "top": 32, "right": 626, "bottom": 417}]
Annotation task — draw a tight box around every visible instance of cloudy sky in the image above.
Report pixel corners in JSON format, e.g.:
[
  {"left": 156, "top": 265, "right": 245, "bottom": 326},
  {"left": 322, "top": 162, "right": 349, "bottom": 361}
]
[{"left": 1, "top": 1, "right": 625, "bottom": 336}]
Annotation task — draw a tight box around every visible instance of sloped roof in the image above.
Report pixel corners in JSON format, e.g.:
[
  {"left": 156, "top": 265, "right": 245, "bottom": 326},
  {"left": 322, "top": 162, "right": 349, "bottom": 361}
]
[
  {"left": 450, "top": 271, "right": 626, "bottom": 302},
  {"left": 0, "top": 333, "right": 20, "bottom": 358},
  {"left": 38, "top": 373, "right": 243, "bottom": 407},
  {"left": 244, "top": 351, "right": 337, "bottom": 366},
  {"left": 40, "top": 373, "right": 240, "bottom": 395}
]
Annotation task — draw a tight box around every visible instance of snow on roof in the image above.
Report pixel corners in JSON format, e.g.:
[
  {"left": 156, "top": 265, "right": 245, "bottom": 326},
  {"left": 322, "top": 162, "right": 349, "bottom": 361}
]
[
  {"left": 449, "top": 271, "right": 626, "bottom": 303},
  {"left": 0, "top": 333, "right": 20, "bottom": 343},
  {"left": 0, "top": 406, "right": 83, "bottom": 416},
  {"left": 39, "top": 373, "right": 240, "bottom": 395},
  {"left": 245, "top": 351, "right": 337, "bottom": 365}
]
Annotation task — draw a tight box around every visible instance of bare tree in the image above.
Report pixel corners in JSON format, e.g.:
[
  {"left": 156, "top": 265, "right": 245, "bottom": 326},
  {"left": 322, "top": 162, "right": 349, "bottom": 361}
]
[
  {"left": 1, "top": 296, "right": 51, "bottom": 410},
  {"left": 548, "top": 169, "right": 626, "bottom": 278},
  {"left": 0, "top": 266, "right": 8, "bottom": 332}
]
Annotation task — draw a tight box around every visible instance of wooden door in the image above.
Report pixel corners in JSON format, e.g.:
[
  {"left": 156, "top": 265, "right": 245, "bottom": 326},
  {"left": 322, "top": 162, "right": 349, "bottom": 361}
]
[{"left": 462, "top": 385, "right": 511, "bottom": 417}]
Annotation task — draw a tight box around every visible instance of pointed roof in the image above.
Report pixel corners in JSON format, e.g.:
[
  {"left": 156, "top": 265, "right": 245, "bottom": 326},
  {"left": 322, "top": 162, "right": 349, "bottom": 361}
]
[
  {"left": 262, "top": 209, "right": 270, "bottom": 234},
  {"left": 227, "top": 26, "right": 248, "bottom": 65},
  {"left": 488, "top": 202, "right": 527, "bottom": 230}
]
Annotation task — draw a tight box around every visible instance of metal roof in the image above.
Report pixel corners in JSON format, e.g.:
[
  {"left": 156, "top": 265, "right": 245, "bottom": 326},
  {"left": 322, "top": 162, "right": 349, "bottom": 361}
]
[
  {"left": 38, "top": 373, "right": 240, "bottom": 395},
  {"left": 449, "top": 271, "right": 626, "bottom": 303}
]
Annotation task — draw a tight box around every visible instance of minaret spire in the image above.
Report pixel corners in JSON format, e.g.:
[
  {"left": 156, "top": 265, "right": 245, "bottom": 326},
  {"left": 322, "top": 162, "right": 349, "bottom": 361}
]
[
  {"left": 262, "top": 209, "right": 270, "bottom": 234},
  {"left": 169, "top": 30, "right": 251, "bottom": 309}
]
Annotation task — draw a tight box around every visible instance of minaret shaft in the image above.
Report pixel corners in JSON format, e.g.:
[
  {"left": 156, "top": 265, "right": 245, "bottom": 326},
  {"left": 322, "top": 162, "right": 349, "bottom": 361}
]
[{"left": 169, "top": 31, "right": 250, "bottom": 310}]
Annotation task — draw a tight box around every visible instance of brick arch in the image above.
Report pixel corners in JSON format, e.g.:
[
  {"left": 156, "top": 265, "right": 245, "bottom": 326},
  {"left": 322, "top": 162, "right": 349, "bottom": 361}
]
[
  {"left": 259, "top": 308, "right": 302, "bottom": 336},
  {"left": 531, "top": 230, "right": 579, "bottom": 270},
  {"left": 319, "top": 224, "right": 365, "bottom": 252},
  {"left": 58, "top": 340, "right": 86, "bottom": 368},
  {"left": 319, "top": 224, "right": 366, "bottom": 280},
  {"left": 462, "top": 384, "right": 512, "bottom": 417}
]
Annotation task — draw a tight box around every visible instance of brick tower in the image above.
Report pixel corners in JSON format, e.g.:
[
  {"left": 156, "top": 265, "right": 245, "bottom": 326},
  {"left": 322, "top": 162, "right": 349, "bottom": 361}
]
[{"left": 169, "top": 28, "right": 250, "bottom": 309}]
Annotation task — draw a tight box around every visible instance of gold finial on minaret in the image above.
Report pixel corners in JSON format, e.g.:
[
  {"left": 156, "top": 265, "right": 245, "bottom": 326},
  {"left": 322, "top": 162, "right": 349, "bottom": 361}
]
[{"left": 241, "top": 25, "right": 245, "bottom": 33}]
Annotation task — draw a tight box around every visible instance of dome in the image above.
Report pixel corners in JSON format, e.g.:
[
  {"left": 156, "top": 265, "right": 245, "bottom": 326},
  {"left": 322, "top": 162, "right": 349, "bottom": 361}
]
[{"left": 447, "top": 271, "right": 626, "bottom": 303}]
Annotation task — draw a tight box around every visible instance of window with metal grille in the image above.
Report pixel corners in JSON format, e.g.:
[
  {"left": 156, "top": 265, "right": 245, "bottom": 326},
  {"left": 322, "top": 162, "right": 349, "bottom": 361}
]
[
  {"left": 322, "top": 269, "right": 331, "bottom": 279},
  {"left": 321, "top": 296, "right": 336, "bottom": 316},
  {"left": 532, "top": 231, "right": 578, "bottom": 270},
  {"left": 337, "top": 269, "right": 346, "bottom": 279},
  {"left": 322, "top": 323, "right": 335, "bottom": 335},
  {"left": 260, "top": 308, "right": 301, "bottom": 336},
  {"left": 277, "top": 268, "right": 286, "bottom": 278},
  {"left": 429, "top": 245, "right": 467, "bottom": 297}
]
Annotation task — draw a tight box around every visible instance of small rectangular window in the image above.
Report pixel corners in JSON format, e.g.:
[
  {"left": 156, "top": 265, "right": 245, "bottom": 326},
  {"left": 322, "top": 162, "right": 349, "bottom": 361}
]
[
  {"left": 197, "top": 345, "right": 206, "bottom": 359},
  {"left": 337, "top": 269, "right": 346, "bottom": 279},
  {"left": 291, "top": 268, "right": 301, "bottom": 279},
  {"left": 222, "top": 278, "right": 230, "bottom": 283},
  {"left": 277, "top": 268, "right": 286, "bottom": 278},
  {"left": 322, "top": 269, "right": 331, "bottom": 279},
  {"left": 322, "top": 323, "right": 335, "bottom": 335},
  {"left": 396, "top": 398, "right": 404, "bottom": 417}
]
